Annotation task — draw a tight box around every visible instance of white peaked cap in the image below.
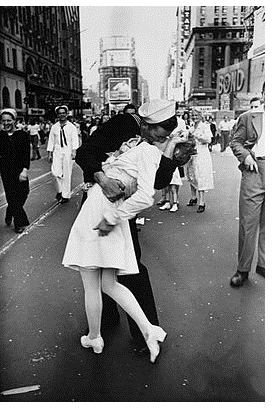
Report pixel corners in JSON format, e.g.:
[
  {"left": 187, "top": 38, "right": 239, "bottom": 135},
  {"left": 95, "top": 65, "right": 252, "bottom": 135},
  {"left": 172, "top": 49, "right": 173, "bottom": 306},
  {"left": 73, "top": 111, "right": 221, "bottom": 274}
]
[
  {"left": 138, "top": 99, "right": 176, "bottom": 124},
  {"left": 0, "top": 108, "right": 17, "bottom": 120}
]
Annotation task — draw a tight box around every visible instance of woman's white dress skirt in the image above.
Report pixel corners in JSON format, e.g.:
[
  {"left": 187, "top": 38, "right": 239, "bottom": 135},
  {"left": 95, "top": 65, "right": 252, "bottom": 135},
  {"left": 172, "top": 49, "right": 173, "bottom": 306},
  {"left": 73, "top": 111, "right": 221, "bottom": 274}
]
[
  {"left": 170, "top": 167, "right": 183, "bottom": 186},
  {"left": 62, "top": 184, "right": 139, "bottom": 276},
  {"left": 186, "top": 143, "right": 214, "bottom": 191}
]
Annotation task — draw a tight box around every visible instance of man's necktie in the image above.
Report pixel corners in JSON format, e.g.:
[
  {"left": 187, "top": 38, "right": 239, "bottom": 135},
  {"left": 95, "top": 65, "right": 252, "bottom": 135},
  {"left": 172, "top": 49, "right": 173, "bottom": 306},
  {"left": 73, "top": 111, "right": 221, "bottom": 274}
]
[{"left": 60, "top": 126, "right": 67, "bottom": 147}]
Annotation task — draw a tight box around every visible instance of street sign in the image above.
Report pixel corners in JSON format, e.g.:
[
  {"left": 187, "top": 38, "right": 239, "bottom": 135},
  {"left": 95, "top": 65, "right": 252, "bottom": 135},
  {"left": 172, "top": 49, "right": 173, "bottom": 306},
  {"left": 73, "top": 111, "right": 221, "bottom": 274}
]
[{"left": 28, "top": 108, "right": 45, "bottom": 115}]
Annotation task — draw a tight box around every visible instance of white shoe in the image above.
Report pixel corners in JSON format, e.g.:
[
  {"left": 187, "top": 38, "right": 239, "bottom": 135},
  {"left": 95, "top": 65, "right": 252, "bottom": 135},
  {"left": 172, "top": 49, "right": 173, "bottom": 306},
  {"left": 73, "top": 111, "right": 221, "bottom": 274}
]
[
  {"left": 169, "top": 203, "right": 179, "bottom": 212},
  {"left": 159, "top": 202, "right": 171, "bottom": 211},
  {"left": 80, "top": 335, "right": 104, "bottom": 354},
  {"left": 145, "top": 326, "right": 167, "bottom": 363}
]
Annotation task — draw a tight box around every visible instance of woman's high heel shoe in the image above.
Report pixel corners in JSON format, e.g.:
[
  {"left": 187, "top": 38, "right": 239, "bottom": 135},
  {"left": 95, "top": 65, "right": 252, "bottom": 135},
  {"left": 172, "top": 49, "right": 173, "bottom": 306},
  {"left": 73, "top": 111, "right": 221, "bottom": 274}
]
[
  {"left": 197, "top": 204, "right": 205, "bottom": 213},
  {"left": 187, "top": 198, "right": 197, "bottom": 206},
  {"left": 145, "top": 326, "right": 167, "bottom": 363},
  {"left": 80, "top": 335, "right": 104, "bottom": 354}
]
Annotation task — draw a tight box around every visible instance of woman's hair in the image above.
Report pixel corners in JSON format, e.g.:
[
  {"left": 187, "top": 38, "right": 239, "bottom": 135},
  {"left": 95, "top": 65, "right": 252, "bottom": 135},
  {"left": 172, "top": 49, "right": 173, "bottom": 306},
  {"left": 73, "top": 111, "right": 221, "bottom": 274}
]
[{"left": 148, "top": 115, "right": 177, "bottom": 133}]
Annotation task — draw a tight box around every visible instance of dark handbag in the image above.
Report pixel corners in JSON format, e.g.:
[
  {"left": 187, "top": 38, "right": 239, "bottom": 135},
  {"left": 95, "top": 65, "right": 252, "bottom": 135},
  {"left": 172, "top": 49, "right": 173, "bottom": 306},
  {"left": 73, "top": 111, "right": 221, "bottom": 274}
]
[{"left": 172, "top": 139, "right": 197, "bottom": 167}]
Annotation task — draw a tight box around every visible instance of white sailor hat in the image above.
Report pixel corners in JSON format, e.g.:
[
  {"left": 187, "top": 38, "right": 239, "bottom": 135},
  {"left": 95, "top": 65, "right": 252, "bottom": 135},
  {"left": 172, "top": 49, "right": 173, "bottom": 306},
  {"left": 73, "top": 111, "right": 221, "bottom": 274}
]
[
  {"left": 0, "top": 108, "right": 17, "bottom": 120},
  {"left": 55, "top": 105, "right": 69, "bottom": 114},
  {"left": 138, "top": 99, "right": 176, "bottom": 124}
]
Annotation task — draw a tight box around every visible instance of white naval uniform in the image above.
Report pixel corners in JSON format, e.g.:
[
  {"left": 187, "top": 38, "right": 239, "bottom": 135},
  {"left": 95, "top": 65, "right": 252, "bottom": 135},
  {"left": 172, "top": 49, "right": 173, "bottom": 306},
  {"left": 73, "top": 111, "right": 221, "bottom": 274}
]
[{"left": 47, "top": 121, "right": 79, "bottom": 199}]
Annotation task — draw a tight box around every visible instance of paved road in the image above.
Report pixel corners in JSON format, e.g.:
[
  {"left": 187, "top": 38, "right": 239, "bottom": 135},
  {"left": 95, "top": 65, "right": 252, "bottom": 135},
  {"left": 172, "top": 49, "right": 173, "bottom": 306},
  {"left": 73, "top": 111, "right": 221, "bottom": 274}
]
[{"left": 0, "top": 145, "right": 265, "bottom": 402}]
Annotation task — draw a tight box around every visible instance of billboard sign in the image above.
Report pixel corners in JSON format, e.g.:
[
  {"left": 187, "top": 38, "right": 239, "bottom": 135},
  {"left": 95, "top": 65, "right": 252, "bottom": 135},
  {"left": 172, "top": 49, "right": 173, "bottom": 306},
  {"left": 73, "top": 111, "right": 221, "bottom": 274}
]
[
  {"left": 105, "top": 50, "right": 131, "bottom": 66},
  {"left": 108, "top": 78, "right": 131, "bottom": 101}
]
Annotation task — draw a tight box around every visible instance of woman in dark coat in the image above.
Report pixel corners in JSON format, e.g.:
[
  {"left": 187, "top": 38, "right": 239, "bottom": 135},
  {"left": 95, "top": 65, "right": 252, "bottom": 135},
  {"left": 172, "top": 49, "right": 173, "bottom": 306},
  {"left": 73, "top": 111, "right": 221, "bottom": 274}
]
[{"left": 0, "top": 108, "right": 30, "bottom": 233}]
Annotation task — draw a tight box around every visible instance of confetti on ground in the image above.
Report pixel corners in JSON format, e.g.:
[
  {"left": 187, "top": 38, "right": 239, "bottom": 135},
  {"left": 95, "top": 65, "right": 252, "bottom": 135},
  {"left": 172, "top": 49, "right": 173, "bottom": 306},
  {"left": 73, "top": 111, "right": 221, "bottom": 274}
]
[
  {"left": 1, "top": 385, "right": 40, "bottom": 396},
  {"left": 136, "top": 217, "right": 145, "bottom": 225}
]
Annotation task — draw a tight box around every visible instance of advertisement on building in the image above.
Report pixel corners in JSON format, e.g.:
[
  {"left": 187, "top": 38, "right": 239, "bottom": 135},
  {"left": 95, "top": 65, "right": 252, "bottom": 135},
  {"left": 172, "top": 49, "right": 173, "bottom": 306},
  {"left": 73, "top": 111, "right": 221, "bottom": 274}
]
[
  {"left": 108, "top": 78, "right": 131, "bottom": 101},
  {"left": 217, "top": 60, "right": 250, "bottom": 112},
  {"left": 105, "top": 50, "right": 131, "bottom": 67}
]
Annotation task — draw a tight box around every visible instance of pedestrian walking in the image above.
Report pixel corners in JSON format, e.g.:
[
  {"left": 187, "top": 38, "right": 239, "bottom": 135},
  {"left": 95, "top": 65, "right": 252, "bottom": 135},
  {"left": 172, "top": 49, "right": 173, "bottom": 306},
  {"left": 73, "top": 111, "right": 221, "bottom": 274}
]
[
  {"left": 75, "top": 100, "right": 178, "bottom": 350},
  {"left": 63, "top": 100, "right": 182, "bottom": 362},
  {"left": 28, "top": 118, "right": 41, "bottom": 160},
  {"left": 0, "top": 108, "right": 30, "bottom": 233},
  {"left": 47, "top": 105, "right": 79, "bottom": 203},
  {"left": 207, "top": 115, "right": 217, "bottom": 152},
  {"left": 185, "top": 108, "right": 214, "bottom": 213},
  {"left": 229, "top": 91, "right": 265, "bottom": 287},
  {"left": 218, "top": 116, "right": 231, "bottom": 152}
]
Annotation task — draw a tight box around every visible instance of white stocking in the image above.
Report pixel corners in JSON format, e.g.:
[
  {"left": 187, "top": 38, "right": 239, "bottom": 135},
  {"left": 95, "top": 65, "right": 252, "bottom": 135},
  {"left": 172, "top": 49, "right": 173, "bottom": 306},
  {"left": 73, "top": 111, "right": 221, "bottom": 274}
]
[
  {"left": 80, "top": 267, "right": 102, "bottom": 339},
  {"left": 101, "top": 268, "right": 152, "bottom": 338}
]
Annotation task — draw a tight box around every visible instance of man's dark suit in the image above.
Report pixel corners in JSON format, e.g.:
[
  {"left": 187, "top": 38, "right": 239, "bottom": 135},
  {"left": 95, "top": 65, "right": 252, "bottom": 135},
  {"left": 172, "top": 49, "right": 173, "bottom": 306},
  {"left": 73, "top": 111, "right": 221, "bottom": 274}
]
[{"left": 230, "top": 109, "right": 265, "bottom": 276}]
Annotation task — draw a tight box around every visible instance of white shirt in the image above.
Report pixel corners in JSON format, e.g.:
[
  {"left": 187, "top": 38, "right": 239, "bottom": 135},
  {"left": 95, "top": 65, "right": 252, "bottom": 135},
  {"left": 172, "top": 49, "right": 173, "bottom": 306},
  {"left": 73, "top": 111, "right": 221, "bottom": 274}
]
[
  {"left": 252, "top": 112, "right": 265, "bottom": 158},
  {"left": 219, "top": 120, "right": 231, "bottom": 132},
  {"left": 47, "top": 121, "right": 79, "bottom": 152},
  {"left": 28, "top": 124, "right": 40, "bottom": 135}
]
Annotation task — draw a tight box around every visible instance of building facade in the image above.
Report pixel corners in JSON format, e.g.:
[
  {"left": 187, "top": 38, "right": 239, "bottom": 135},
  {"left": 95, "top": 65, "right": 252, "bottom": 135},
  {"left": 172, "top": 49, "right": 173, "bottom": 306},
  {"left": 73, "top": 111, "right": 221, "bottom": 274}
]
[
  {"left": 99, "top": 35, "right": 145, "bottom": 113},
  {"left": 0, "top": 6, "right": 82, "bottom": 120},
  {"left": 216, "top": 6, "right": 265, "bottom": 115},
  {"left": 171, "top": 6, "right": 249, "bottom": 109}
]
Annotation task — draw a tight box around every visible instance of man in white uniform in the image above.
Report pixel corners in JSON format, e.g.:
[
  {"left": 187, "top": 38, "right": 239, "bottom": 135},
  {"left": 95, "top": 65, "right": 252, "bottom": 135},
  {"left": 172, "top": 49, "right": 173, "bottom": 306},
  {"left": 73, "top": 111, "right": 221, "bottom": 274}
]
[{"left": 47, "top": 105, "right": 79, "bottom": 203}]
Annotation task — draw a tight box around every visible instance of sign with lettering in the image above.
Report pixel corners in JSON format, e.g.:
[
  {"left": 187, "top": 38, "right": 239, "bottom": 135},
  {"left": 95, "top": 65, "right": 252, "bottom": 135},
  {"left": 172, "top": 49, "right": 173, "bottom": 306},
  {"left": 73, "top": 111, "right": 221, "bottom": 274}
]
[
  {"left": 217, "top": 60, "right": 249, "bottom": 95},
  {"left": 28, "top": 108, "right": 45, "bottom": 115}
]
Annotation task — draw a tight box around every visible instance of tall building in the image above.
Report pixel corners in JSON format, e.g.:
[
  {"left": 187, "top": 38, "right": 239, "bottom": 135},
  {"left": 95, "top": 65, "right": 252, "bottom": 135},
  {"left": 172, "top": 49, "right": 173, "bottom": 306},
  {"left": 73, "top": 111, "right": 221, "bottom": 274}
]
[
  {"left": 216, "top": 6, "right": 265, "bottom": 114},
  {"left": 174, "top": 6, "right": 248, "bottom": 108},
  {"left": 99, "top": 35, "right": 143, "bottom": 113},
  {"left": 0, "top": 6, "right": 82, "bottom": 120}
]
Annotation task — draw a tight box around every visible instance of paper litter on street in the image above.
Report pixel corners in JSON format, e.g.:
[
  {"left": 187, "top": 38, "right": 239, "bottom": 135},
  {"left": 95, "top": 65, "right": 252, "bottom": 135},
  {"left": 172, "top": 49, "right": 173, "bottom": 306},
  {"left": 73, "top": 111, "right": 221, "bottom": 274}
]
[{"left": 1, "top": 385, "right": 41, "bottom": 395}]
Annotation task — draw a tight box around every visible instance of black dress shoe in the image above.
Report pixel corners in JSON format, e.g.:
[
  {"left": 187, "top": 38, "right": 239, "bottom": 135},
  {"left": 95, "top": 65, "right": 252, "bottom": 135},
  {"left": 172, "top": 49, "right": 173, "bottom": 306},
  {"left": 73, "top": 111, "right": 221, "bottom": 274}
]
[
  {"left": 14, "top": 226, "right": 25, "bottom": 234},
  {"left": 187, "top": 198, "right": 197, "bottom": 206},
  {"left": 55, "top": 192, "right": 62, "bottom": 201},
  {"left": 197, "top": 204, "right": 205, "bottom": 213},
  {"left": 60, "top": 197, "right": 69, "bottom": 204},
  {"left": 256, "top": 265, "right": 265, "bottom": 278},
  {"left": 5, "top": 216, "right": 12, "bottom": 226},
  {"left": 230, "top": 271, "right": 249, "bottom": 287}
]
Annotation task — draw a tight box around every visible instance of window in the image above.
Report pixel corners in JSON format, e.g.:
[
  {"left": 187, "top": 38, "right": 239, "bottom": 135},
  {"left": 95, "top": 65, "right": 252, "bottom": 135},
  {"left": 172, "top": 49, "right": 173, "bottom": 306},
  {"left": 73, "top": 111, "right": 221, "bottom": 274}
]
[
  {"left": 222, "top": 6, "right": 227, "bottom": 14},
  {"left": 200, "top": 17, "right": 205, "bottom": 26},
  {"left": 233, "top": 6, "right": 238, "bottom": 15},
  {"left": 198, "top": 69, "right": 204, "bottom": 88},
  {"left": 233, "top": 17, "right": 238, "bottom": 25},
  {"left": 240, "top": 17, "right": 244, "bottom": 25},
  {"left": 214, "top": 6, "right": 220, "bottom": 14},
  {"left": 15, "top": 89, "right": 22, "bottom": 109},
  {"left": 0, "top": 42, "right": 5, "bottom": 65},
  {"left": 2, "top": 87, "right": 11, "bottom": 108},
  {"left": 12, "top": 49, "right": 17, "bottom": 70},
  {"left": 222, "top": 17, "right": 227, "bottom": 26},
  {"left": 7, "top": 48, "right": 10, "bottom": 63},
  {"left": 214, "top": 18, "right": 219, "bottom": 26},
  {"left": 200, "top": 6, "right": 206, "bottom": 15}
]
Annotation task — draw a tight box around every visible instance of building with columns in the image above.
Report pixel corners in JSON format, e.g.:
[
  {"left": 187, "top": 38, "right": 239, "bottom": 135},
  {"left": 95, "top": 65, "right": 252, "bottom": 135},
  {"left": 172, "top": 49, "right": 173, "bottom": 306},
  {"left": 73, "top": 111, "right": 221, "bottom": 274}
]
[
  {"left": 171, "top": 6, "right": 249, "bottom": 109},
  {"left": 0, "top": 6, "right": 82, "bottom": 120}
]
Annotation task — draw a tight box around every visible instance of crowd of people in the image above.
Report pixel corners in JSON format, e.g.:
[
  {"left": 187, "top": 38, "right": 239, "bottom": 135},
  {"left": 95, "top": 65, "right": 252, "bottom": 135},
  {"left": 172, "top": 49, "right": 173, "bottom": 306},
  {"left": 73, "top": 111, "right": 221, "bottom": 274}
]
[{"left": 0, "top": 93, "right": 265, "bottom": 364}]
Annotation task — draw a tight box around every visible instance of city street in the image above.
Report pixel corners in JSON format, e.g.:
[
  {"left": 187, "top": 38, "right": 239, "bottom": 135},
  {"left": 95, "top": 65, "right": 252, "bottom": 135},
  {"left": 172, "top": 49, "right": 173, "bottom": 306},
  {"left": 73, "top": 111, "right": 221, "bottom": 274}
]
[{"left": 0, "top": 146, "right": 265, "bottom": 402}]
